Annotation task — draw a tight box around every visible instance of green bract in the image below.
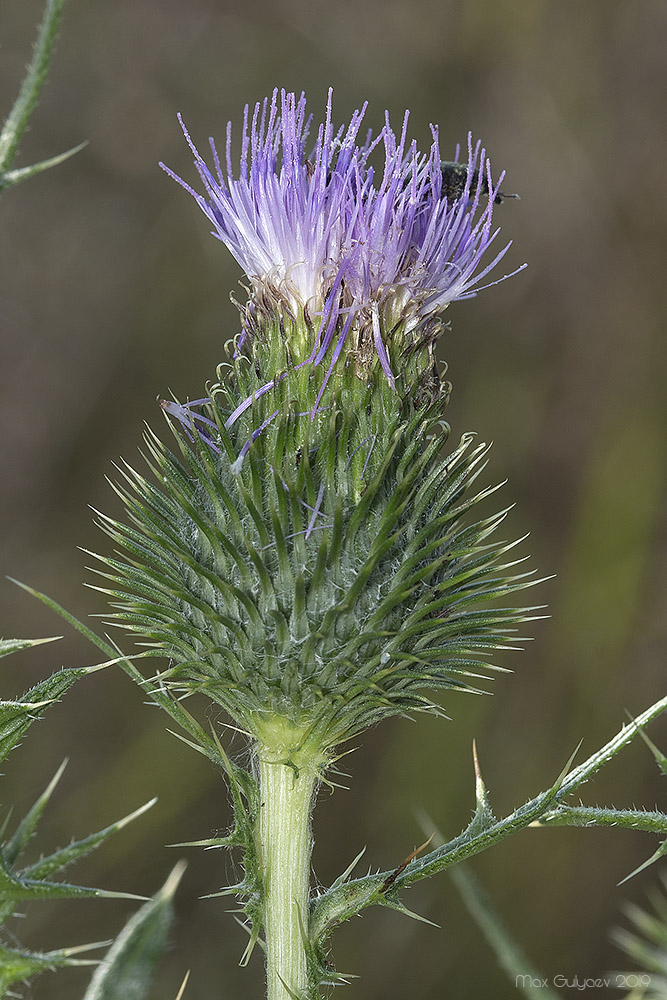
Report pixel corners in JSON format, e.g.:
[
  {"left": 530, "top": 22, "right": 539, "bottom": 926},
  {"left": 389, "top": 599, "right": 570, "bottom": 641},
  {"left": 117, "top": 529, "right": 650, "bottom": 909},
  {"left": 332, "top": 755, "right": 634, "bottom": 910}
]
[{"left": 91, "top": 320, "right": 536, "bottom": 755}]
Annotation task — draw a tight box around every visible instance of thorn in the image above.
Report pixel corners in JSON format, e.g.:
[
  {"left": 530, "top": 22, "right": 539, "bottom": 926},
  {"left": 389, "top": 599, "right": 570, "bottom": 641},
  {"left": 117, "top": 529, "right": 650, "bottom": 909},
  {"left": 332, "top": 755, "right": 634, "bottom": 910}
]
[
  {"left": 166, "top": 838, "right": 227, "bottom": 849},
  {"left": 618, "top": 841, "right": 667, "bottom": 886},
  {"left": 551, "top": 739, "right": 584, "bottom": 793},
  {"left": 114, "top": 797, "right": 158, "bottom": 832},
  {"left": 332, "top": 846, "right": 367, "bottom": 888},
  {"left": 380, "top": 834, "right": 435, "bottom": 893},
  {"left": 472, "top": 738, "right": 484, "bottom": 790},
  {"left": 472, "top": 739, "right": 493, "bottom": 818},
  {"left": 385, "top": 900, "right": 441, "bottom": 928},
  {"left": 623, "top": 710, "right": 667, "bottom": 776},
  {"left": 217, "top": 720, "right": 253, "bottom": 738},
  {"left": 174, "top": 970, "right": 191, "bottom": 1000},
  {"left": 158, "top": 859, "right": 188, "bottom": 899}
]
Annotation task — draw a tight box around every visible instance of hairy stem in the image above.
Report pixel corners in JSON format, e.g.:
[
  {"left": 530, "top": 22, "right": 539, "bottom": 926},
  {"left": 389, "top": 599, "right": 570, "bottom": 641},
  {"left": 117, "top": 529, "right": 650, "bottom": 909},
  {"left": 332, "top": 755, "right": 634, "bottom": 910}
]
[
  {"left": 256, "top": 739, "right": 320, "bottom": 1000},
  {"left": 0, "top": 0, "right": 67, "bottom": 170}
]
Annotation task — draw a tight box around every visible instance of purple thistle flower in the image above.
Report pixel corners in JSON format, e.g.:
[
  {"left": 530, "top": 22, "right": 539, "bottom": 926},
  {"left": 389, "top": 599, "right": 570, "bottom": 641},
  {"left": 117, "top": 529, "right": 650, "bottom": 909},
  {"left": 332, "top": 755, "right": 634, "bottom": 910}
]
[
  {"left": 162, "top": 91, "right": 371, "bottom": 341},
  {"left": 158, "top": 397, "right": 221, "bottom": 452},
  {"left": 162, "top": 89, "right": 524, "bottom": 411}
]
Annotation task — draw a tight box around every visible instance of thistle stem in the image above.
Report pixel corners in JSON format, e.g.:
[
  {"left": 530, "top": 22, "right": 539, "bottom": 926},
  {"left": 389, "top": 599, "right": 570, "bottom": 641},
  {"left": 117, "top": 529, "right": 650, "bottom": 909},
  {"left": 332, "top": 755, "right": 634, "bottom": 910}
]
[
  {"left": 257, "top": 742, "right": 319, "bottom": 1000},
  {"left": 0, "top": 0, "right": 67, "bottom": 170}
]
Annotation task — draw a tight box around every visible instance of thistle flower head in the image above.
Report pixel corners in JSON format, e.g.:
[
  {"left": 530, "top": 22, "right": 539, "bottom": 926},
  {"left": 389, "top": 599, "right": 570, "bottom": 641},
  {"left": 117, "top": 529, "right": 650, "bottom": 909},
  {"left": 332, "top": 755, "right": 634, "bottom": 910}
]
[
  {"left": 93, "top": 91, "right": 535, "bottom": 756},
  {"left": 162, "top": 89, "right": 523, "bottom": 396}
]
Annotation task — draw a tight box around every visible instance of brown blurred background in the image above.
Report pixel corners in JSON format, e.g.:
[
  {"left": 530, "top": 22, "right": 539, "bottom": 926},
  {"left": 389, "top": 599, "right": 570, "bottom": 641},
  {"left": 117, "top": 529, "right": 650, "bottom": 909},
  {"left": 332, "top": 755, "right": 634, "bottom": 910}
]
[{"left": 1, "top": 1, "right": 666, "bottom": 997}]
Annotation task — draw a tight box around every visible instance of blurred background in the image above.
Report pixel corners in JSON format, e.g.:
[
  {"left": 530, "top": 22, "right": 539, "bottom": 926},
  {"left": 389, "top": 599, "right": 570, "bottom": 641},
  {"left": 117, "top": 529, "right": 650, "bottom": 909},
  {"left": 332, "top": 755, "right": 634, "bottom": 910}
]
[{"left": 1, "top": 0, "right": 666, "bottom": 997}]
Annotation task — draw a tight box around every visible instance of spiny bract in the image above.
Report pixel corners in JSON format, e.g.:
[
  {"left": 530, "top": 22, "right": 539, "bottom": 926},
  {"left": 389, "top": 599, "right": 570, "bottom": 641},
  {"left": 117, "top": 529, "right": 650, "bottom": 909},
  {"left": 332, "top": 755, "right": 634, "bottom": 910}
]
[{"left": 91, "top": 327, "right": 536, "bottom": 751}]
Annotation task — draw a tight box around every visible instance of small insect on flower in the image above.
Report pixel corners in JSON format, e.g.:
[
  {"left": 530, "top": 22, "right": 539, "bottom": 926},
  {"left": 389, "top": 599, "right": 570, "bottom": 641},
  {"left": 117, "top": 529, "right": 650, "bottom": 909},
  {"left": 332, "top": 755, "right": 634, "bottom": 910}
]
[{"left": 440, "top": 160, "right": 519, "bottom": 204}]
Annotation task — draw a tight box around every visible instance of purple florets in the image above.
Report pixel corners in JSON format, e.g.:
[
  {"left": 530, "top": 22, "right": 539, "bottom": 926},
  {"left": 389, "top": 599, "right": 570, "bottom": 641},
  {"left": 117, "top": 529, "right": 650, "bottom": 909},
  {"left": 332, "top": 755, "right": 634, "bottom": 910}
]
[{"left": 162, "top": 89, "right": 523, "bottom": 394}]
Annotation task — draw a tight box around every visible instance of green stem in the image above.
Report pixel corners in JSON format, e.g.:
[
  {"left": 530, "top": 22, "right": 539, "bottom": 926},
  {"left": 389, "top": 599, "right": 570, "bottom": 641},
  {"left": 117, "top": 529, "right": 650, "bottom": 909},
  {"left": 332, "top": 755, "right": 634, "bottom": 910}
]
[
  {"left": 256, "top": 738, "right": 320, "bottom": 1000},
  {"left": 0, "top": 0, "right": 67, "bottom": 170}
]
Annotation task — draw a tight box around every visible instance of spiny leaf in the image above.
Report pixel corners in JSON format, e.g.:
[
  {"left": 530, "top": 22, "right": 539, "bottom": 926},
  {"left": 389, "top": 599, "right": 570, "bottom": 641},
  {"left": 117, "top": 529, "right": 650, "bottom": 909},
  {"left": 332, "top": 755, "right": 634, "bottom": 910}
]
[
  {"left": 625, "top": 710, "right": 667, "bottom": 778},
  {"left": 0, "top": 636, "right": 61, "bottom": 658},
  {"left": 0, "top": 656, "right": 101, "bottom": 764},
  {"left": 309, "top": 698, "right": 667, "bottom": 951},
  {"left": 0, "top": 792, "right": 152, "bottom": 916},
  {"left": 560, "top": 697, "right": 667, "bottom": 795},
  {"left": 82, "top": 861, "right": 186, "bottom": 1000},
  {"left": 0, "top": 858, "right": 146, "bottom": 904},
  {"left": 21, "top": 798, "right": 156, "bottom": 880},
  {"left": 0, "top": 940, "right": 104, "bottom": 997},
  {"left": 9, "top": 580, "right": 230, "bottom": 768},
  {"left": 3, "top": 759, "right": 68, "bottom": 866},
  {"left": 618, "top": 841, "right": 667, "bottom": 887}
]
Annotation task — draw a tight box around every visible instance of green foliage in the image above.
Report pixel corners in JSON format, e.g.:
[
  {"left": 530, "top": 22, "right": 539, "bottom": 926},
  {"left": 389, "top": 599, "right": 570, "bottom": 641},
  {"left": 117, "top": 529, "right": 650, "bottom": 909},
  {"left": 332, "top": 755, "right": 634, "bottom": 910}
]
[
  {"left": 0, "top": 637, "right": 61, "bottom": 659},
  {"left": 83, "top": 862, "right": 185, "bottom": 1000},
  {"left": 306, "top": 700, "right": 667, "bottom": 989},
  {"left": 0, "top": 0, "right": 85, "bottom": 195},
  {"left": 0, "top": 637, "right": 162, "bottom": 997},
  {"left": 14, "top": 486, "right": 667, "bottom": 997},
  {"left": 0, "top": 790, "right": 154, "bottom": 904},
  {"left": 8, "top": 585, "right": 235, "bottom": 773},
  {"left": 35, "top": 300, "right": 664, "bottom": 994},
  {"left": 0, "top": 941, "right": 102, "bottom": 998},
  {"left": 628, "top": 715, "right": 667, "bottom": 779},
  {"left": 0, "top": 761, "right": 152, "bottom": 993},
  {"left": 8, "top": 595, "right": 269, "bottom": 971},
  {"left": 0, "top": 640, "right": 100, "bottom": 765}
]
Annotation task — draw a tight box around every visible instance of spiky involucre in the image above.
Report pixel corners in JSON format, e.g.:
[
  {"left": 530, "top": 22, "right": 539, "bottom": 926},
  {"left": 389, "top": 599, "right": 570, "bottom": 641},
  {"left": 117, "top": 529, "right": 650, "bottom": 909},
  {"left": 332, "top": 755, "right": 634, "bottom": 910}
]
[{"left": 92, "top": 327, "right": 536, "bottom": 750}]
